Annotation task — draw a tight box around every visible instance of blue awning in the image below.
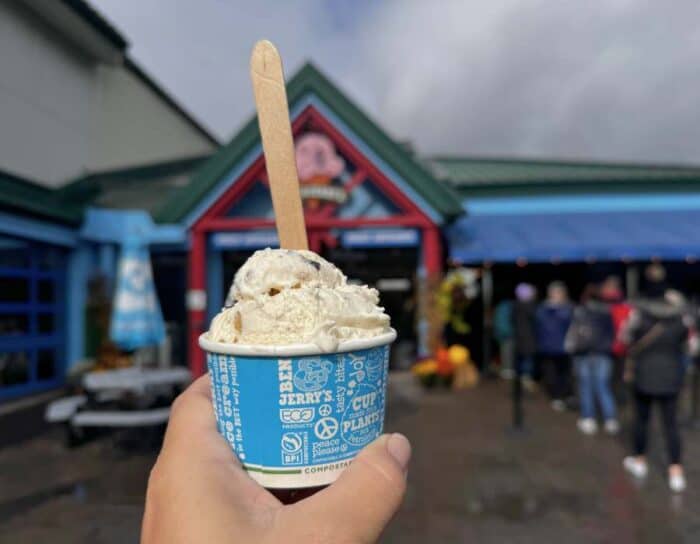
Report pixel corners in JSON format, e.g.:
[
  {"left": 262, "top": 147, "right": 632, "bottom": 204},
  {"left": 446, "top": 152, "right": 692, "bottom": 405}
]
[{"left": 447, "top": 209, "right": 700, "bottom": 263}]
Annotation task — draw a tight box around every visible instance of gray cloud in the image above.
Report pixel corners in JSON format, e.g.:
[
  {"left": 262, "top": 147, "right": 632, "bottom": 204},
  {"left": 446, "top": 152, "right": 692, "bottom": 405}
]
[{"left": 92, "top": 0, "right": 700, "bottom": 163}]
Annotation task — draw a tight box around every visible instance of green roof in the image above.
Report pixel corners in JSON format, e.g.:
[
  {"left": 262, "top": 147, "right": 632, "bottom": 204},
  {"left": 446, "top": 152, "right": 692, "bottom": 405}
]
[
  {"left": 155, "top": 63, "right": 464, "bottom": 224},
  {"left": 59, "top": 155, "right": 210, "bottom": 216},
  {"left": 0, "top": 169, "right": 84, "bottom": 225},
  {"left": 430, "top": 156, "right": 700, "bottom": 197}
]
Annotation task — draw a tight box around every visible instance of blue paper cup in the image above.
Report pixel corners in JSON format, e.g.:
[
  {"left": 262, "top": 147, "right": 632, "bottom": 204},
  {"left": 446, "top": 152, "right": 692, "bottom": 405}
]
[{"left": 199, "top": 329, "right": 396, "bottom": 489}]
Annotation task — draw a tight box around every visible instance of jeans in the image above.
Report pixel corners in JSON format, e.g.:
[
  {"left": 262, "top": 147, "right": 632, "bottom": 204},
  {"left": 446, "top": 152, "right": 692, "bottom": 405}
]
[
  {"left": 634, "top": 391, "right": 681, "bottom": 465},
  {"left": 542, "top": 354, "right": 571, "bottom": 400},
  {"left": 575, "top": 354, "right": 616, "bottom": 420},
  {"left": 516, "top": 355, "right": 534, "bottom": 378}
]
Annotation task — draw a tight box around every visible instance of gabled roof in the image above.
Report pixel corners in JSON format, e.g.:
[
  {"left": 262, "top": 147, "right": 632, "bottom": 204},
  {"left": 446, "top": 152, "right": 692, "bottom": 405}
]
[
  {"left": 59, "top": 155, "right": 211, "bottom": 216},
  {"left": 155, "top": 63, "right": 464, "bottom": 224},
  {"left": 0, "top": 169, "right": 83, "bottom": 225},
  {"left": 61, "top": 0, "right": 128, "bottom": 50},
  {"left": 124, "top": 58, "right": 220, "bottom": 147},
  {"left": 52, "top": 1, "right": 219, "bottom": 145},
  {"left": 430, "top": 155, "right": 700, "bottom": 197}
]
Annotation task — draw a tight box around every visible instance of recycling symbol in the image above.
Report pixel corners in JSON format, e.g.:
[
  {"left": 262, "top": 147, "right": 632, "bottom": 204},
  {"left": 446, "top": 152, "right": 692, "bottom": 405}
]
[{"left": 314, "top": 417, "right": 339, "bottom": 440}]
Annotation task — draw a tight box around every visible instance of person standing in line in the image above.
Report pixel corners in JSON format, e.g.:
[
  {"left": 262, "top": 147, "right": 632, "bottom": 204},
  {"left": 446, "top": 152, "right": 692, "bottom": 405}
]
[
  {"left": 599, "top": 276, "right": 632, "bottom": 404},
  {"left": 622, "top": 265, "right": 692, "bottom": 493},
  {"left": 513, "top": 283, "right": 538, "bottom": 391},
  {"left": 494, "top": 298, "right": 515, "bottom": 379},
  {"left": 565, "top": 284, "right": 619, "bottom": 435},
  {"left": 535, "top": 281, "right": 573, "bottom": 411}
]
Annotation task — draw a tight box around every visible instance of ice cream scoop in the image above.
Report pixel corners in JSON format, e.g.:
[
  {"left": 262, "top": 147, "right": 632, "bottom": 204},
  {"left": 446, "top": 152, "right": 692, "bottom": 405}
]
[{"left": 208, "top": 248, "right": 390, "bottom": 351}]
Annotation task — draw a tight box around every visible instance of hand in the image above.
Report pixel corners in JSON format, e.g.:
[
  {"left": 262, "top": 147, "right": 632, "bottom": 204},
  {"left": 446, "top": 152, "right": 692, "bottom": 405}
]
[{"left": 142, "top": 375, "right": 411, "bottom": 544}]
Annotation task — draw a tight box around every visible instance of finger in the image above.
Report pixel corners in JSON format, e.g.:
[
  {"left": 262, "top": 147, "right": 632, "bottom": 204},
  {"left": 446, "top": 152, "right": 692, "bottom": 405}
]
[
  {"left": 292, "top": 433, "right": 410, "bottom": 542},
  {"left": 162, "top": 374, "right": 227, "bottom": 458}
]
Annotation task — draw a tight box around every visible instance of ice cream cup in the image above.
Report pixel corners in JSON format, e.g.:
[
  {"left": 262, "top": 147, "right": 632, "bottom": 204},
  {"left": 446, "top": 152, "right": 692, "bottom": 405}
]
[{"left": 199, "top": 329, "right": 397, "bottom": 489}]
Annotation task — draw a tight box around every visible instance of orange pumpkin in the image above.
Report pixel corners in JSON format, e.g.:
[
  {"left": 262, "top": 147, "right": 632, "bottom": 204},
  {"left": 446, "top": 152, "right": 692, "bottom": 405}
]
[{"left": 435, "top": 346, "right": 453, "bottom": 376}]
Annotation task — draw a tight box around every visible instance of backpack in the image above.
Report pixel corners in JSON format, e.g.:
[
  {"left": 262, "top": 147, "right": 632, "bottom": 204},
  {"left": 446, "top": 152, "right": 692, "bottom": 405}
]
[{"left": 565, "top": 306, "right": 612, "bottom": 355}]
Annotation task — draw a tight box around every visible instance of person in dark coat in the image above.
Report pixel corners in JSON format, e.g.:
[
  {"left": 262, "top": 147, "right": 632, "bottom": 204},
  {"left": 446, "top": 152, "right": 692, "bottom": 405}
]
[
  {"left": 535, "top": 281, "right": 573, "bottom": 410},
  {"left": 565, "top": 284, "right": 617, "bottom": 435},
  {"left": 622, "top": 264, "right": 691, "bottom": 493},
  {"left": 494, "top": 299, "right": 515, "bottom": 379},
  {"left": 512, "top": 283, "right": 537, "bottom": 390}
]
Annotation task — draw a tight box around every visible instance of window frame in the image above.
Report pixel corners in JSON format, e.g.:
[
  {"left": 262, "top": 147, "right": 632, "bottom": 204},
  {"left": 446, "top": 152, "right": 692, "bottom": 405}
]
[{"left": 0, "top": 240, "right": 66, "bottom": 401}]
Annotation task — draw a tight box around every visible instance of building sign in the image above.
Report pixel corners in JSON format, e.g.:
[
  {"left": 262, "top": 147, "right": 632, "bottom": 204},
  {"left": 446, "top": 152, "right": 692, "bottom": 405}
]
[
  {"left": 212, "top": 230, "right": 279, "bottom": 250},
  {"left": 340, "top": 228, "right": 419, "bottom": 248},
  {"left": 295, "top": 133, "right": 347, "bottom": 209}
]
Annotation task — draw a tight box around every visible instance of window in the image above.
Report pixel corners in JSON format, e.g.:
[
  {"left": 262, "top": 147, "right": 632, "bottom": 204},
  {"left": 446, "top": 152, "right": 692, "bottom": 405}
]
[
  {"left": 0, "top": 351, "right": 29, "bottom": 386},
  {"left": 0, "top": 235, "right": 65, "bottom": 400},
  {"left": 0, "top": 277, "right": 29, "bottom": 302}
]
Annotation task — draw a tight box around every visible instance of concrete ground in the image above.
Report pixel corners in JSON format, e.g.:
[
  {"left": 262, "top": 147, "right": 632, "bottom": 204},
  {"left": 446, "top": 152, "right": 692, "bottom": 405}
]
[{"left": 2, "top": 375, "right": 700, "bottom": 543}]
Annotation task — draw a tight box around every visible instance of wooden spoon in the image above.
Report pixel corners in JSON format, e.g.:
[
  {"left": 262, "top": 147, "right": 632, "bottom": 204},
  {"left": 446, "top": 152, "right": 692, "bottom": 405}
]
[{"left": 250, "top": 40, "right": 308, "bottom": 250}]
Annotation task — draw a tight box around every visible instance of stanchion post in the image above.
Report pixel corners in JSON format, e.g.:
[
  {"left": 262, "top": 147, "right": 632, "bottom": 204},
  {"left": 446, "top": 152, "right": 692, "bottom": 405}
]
[
  {"left": 690, "top": 358, "right": 700, "bottom": 428},
  {"left": 512, "top": 356, "right": 524, "bottom": 430},
  {"left": 482, "top": 265, "right": 493, "bottom": 373}
]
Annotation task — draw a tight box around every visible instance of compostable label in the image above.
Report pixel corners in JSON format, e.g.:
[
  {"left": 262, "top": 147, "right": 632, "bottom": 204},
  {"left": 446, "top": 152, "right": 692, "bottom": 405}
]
[{"left": 206, "top": 344, "right": 390, "bottom": 487}]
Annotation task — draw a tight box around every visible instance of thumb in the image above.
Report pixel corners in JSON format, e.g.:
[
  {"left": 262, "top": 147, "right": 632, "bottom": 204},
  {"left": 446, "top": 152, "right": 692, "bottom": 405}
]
[{"left": 294, "top": 433, "right": 411, "bottom": 543}]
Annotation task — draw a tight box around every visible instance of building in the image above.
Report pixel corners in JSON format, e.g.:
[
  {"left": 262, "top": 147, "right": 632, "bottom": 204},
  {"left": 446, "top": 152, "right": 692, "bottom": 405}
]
[
  {"left": 0, "top": 0, "right": 220, "bottom": 401},
  {"left": 4, "top": 6, "right": 700, "bottom": 402},
  {"left": 0, "top": 58, "right": 468, "bottom": 401},
  {"left": 0, "top": 0, "right": 218, "bottom": 186}
]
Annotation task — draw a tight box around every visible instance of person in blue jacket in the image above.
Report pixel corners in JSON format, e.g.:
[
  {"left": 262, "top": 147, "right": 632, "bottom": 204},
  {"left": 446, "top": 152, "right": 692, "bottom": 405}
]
[
  {"left": 535, "top": 282, "right": 573, "bottom": 411},
  {"left": 565, "top": 284, "right": 618, "bottom": 435}
]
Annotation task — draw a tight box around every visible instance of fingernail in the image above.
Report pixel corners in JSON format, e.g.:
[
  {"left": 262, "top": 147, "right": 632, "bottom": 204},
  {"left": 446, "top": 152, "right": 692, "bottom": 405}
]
[{"left": 386, "top": 433, "right": 411, "bottom": 472}]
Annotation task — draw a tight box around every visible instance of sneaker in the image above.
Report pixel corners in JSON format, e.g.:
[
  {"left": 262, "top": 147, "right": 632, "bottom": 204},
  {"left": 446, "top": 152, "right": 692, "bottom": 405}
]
[
  {"left": 522, "top": 376, "right": 538, "bottom": 392},
  {"left": 604, "top": 419, "right": 620, "bottom": 435},
  {"left": 623, "top": 457, "right": 648, "bottom": 479},
  {"left": 577, "top": 418, "right": 598, "bottom": 435},
  {"left": 500, "top": 368, "right": 515, "bottom": 380},
  {"left": 669, "top": 472, "right": 686, "bottom": 493},
  {"left": 551, "top": 400, "right": 566, "bottom": 412}
]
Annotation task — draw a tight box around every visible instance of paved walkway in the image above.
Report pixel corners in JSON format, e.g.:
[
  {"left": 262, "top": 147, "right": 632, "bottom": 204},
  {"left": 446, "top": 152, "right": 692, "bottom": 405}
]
[
  {"left": 2, "top": 375, "right": 700, "bottom": 543},
  {"left": 384, "top": 376, "right": 700, "bottom": 543}
]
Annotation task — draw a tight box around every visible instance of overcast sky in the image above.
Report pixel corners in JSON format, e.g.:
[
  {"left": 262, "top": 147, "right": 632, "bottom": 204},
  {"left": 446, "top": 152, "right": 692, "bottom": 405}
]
[{"left": 91, "top": 0, "right": 700, "bottom": 164}]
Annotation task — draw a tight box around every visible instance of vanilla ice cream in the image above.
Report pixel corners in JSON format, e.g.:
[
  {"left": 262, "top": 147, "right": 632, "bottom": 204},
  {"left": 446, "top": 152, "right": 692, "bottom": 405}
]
[{"left": 207, "top": 248, "right": 390, "bottom": 351}]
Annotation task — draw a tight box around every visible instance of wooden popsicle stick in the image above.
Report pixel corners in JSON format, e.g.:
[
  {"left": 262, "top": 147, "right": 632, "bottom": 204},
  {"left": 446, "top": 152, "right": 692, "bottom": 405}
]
[{"left": 250, "top": 40, "right": 308, "bottom": 250}]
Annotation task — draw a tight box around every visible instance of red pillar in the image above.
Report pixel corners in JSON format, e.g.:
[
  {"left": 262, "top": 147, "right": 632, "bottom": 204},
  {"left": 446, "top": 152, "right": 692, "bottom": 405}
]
[
  {"left": 308, "top": 230, "right": 323, "bottom": 254},
  {"left": 188, "top": 229, "right": 207, "bottom": 376},
  {"left": 422, "top": 225, "right": 442, "bottom": 275}
]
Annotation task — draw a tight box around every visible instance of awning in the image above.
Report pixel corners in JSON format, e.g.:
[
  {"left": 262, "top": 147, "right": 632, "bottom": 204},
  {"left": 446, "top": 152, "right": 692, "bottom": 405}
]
[{"left": 447, "top": 209, "right": 700, "bottom": 263}]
